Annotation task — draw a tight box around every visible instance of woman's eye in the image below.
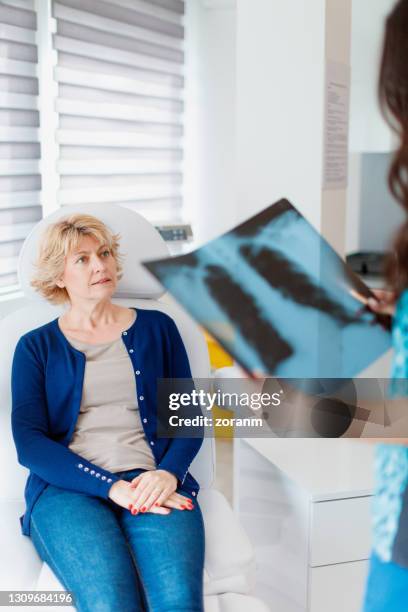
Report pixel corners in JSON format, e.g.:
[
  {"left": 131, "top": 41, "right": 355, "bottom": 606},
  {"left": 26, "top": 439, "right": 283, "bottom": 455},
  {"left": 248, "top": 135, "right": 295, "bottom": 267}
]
[
  {"left": 102, "top": 250, "right": 110, "bottom": 257},
  {"left": 76, "top": 256, "right": 86, "bottom": 263}
]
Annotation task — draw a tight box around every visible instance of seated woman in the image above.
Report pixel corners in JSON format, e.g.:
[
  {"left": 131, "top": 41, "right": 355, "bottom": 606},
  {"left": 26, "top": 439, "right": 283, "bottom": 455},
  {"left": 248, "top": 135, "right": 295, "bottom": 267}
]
[{"left": 11, "top": 213, "right": 205, "bottom": 612}]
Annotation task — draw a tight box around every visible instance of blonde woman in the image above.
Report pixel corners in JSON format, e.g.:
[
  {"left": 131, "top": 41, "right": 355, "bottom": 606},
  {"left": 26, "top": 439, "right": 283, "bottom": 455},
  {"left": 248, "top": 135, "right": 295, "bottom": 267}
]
[{"left": 11, "top": 214, "right": 205, "bottom": 611}]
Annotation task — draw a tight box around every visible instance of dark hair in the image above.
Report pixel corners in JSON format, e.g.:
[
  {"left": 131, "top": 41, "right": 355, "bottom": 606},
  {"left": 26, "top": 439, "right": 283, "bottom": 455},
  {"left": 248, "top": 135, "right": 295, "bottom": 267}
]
[{"left": 379, "top": 0, "right": 408, "bottom": 296}]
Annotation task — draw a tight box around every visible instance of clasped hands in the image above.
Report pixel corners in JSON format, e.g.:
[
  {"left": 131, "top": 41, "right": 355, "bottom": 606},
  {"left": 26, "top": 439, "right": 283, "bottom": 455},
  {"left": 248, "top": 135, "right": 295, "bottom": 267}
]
[{"left": 108, "top": 469, "right": 194, "bottom": 516}]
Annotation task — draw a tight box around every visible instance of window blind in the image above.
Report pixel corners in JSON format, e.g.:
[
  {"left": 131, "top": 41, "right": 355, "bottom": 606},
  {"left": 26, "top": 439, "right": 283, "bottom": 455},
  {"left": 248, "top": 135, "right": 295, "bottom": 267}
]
[
  {"left": 0, "top": 0, "right": 41, "bottom": 290},
  {"left": 52, "top": 0, "right": 185, "bottom": 222}
]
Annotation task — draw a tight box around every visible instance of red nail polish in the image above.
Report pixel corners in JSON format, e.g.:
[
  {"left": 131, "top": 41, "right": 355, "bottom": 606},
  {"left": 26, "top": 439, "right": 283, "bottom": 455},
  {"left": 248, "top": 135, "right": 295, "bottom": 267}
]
[
  {"left": 154, "top": 503, "right": 159, "bottom": 507},
  {"left": 181, "top": 505, "right": 186, "bottom": 509},
  {"left": 132, "top": 508, "right": 138, "bottom": 515},
  {"left": 141, "top": 506, "right": 146, "bottom": 512}
]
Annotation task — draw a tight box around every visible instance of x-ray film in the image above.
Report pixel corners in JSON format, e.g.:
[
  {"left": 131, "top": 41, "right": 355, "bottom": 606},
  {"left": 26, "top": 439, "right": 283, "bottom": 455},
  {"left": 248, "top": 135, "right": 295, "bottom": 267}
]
[{"left": 142, "top": 199, "right": 391, "bottom": 378}]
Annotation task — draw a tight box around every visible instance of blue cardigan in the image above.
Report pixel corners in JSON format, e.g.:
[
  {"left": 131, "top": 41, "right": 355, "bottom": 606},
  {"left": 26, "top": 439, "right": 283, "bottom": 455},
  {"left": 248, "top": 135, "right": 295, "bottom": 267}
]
[{"left": 11, "top": 307, "right": 203, "bottom": 537}]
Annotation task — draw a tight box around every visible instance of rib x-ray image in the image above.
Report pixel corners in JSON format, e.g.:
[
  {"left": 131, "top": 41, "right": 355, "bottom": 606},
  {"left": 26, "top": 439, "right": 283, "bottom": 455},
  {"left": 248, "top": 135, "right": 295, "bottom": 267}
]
[{"left": 143, "top": 199, "right": 391, "bottom": 378}]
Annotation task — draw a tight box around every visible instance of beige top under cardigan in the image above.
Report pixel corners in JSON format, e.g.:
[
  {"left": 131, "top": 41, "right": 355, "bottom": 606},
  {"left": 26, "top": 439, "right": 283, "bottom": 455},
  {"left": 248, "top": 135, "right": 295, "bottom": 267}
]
[{"left": 65, "top": 311, "right": 156, "bottom": 473}]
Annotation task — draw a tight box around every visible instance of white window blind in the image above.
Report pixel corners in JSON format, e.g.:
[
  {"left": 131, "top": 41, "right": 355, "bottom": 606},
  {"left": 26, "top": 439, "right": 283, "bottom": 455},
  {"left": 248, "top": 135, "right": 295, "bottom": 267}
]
[
  {"left": 52, "top": 0, "right": 185, "bottom": 222},
  {"left": 0, "top": 0, "right": 41, "bottom": 290}
]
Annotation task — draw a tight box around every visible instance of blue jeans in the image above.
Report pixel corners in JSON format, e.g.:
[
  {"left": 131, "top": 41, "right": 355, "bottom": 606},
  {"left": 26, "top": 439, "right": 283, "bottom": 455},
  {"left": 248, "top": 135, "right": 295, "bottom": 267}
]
[
  {"left": 30, "top": 468, "right": 205, "bottom": 612},
  {"left": 362, "top": 551, "right": 408, "bottom": 612}
]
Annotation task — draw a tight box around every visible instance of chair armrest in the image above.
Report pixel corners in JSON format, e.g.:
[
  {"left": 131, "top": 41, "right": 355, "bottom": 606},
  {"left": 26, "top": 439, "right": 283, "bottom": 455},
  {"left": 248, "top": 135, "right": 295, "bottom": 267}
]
[
  {"left": 0, "top": 499, "right": 42, "bottom": 590},
  {"left": 199, "top": 488, "right": 256, "bottom": 593}
]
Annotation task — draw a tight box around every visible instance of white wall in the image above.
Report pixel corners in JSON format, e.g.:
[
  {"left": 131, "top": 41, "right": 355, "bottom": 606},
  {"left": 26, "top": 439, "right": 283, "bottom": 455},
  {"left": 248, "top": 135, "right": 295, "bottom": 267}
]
[
  {"left": 349, "top": 0, "right": 396, "bottom": 153},
  {"left": 235, "top": 0, "right": 326, "bottom": 233},
  {"left": 235, "top": 0, "right": 354, "bottom": 260},
  {"left": 346, "top": 152, "right": 404, "bottom": 255},
  {"left": 184, "top": 0, "right": 237, "bottom": 246},
  {"left": 346, "top": 0, "right": 401, "bottom": 256},
  {"left": 184, "top": 0, "right": 398, "bottom": 259},
  {"left": 233, "top": 0, "right": 399, "bottom": 260}
]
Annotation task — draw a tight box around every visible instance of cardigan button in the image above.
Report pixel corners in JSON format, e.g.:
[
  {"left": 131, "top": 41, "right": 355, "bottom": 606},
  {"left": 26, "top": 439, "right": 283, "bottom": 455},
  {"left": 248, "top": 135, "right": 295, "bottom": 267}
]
[
  {"left": 123, "top": 331, "right": 127, "bottom": 336},
  {"left": 90, "top": 470, "right": 95, "bottom": 475},
  {"left": 150, "top": 441, "right": 154, "bottom": 446},
  {"left": 78, "top": 463, "right": 83, "bottom": 469},
  {"left": 101, "top": 476, "right": 106, "bottom": 480},
  {"left": 139, "top": 395, "right": 144, "bottom": 401},
  {"left": 135, "top": 370, "right": 140, "bottom": 375},
  {"left": 192, "top": 491, "right": 196, "bottom": 496},
  {"left": 96, "top": 473, "right": 101, "bottom": 478},
  {"left": 84, "top": 467, "right": 89, "bottom": 472},
  {"left": 129, "top": 349, "right": 134, "bottom": 354},
  {"left": 143, "top": 418, "right": 147, "bottom": 423},
  {"left": 107, "top": 478, "right": 112, "bottom": 483}
]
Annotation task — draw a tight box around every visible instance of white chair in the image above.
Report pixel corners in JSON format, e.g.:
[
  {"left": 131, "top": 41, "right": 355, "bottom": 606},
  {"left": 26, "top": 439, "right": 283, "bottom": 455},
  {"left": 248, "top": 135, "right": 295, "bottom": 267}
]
[{"left": 0, "top": 204, "right": 270, "bottom": 612}]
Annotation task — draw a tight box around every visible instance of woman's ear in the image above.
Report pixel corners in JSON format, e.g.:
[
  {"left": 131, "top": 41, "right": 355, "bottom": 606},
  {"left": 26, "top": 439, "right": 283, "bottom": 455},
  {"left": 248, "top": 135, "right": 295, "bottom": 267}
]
[{"left": 56, "top": 278, "right": 65, "bottom": 289}]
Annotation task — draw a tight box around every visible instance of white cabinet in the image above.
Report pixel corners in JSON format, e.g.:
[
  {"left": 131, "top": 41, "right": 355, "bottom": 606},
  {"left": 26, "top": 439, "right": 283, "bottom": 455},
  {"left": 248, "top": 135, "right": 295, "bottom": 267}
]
[
  {"left": 310, "top": 497, "right": 371, "bottom": 566},
  {"left": 309, "top": 561, "right": 369, "bottom": 612},
  {"left": 234, "top": 439, "right": 374, "bottom": 612}
]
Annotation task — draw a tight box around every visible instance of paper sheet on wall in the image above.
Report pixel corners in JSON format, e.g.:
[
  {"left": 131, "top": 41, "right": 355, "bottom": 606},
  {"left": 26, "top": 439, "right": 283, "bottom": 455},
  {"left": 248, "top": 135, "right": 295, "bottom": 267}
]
[{"left": 323, "top": 61, "right": 350, "bottom": 190}]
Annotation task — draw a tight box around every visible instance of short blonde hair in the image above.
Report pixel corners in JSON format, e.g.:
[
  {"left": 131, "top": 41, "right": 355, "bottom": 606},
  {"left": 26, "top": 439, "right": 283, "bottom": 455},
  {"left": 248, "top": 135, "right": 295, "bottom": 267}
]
[{"left": 31, "top": 213, "right": 124, "bottom": 304}]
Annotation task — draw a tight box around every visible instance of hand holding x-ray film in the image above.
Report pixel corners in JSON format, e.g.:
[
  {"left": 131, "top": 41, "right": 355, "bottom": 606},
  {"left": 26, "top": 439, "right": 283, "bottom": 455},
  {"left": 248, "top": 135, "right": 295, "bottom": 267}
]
[{"left": 143, "top": 199, "right": 392, "bottom": 379}]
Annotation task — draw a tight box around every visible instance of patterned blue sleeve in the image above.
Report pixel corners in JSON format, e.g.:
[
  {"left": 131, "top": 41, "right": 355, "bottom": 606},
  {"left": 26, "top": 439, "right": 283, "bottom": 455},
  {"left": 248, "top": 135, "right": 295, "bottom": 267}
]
[
  {"left": 372, "top": 289, "right": 408, "bottom": 563},
  {"left": 372, "top": 444, "right": 408, "bottom": 562},
  {"left": 389, "top": 289, "right": 408, "bottom": 397}
]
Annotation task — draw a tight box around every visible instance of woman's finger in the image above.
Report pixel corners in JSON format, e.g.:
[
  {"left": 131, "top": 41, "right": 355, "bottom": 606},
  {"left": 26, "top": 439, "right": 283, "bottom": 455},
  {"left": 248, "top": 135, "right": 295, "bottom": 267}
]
[
  {"left": 148, "top": 505, "right": 171, "bottom": 515},
  {"left": 161, "top": 497, "right": 194, "bottom": 510},
  {"left": 157, "top": 491, "right": 194, "bottom": 510},
  {"left": 174, "top": 492, "right": 193, "bottom": 502},
  {"left": 128, "top": 502, "right": 171, "bottom": 515},
  {"left": 154, "top": 487, "right": 180, "bottom": 509},
  {"left": 129, "top": 474, "right": 143, "bottom": 488},
  {"left": 168, "top": 492, "right": 193, "bottom": 505},
  {"left": 161, "top": 498, "right": 184, "bottom": 509},
  {"left": 367, "top": 297, "right": 395, "bottom": 315},
  {"left": 130, "top": 483, "right": 156, "bottom": 512},
  {"left": 371, "top": 289, "right": 394, "bottom": 302},
  {"left": 139, "top": 487, "right": 164, "bottom": 512}
]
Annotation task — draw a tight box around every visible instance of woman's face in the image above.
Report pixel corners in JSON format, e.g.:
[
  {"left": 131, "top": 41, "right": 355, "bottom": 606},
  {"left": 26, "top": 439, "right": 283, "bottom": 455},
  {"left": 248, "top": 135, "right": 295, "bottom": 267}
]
[{"left": 57, "top": 234, "right": 118, "bottom": 304}]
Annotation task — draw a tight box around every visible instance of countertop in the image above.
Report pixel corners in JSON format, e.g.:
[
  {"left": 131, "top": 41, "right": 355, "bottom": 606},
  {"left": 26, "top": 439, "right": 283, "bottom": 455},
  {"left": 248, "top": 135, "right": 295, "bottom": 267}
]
[{"left": 242, "top": 438, "right": 375, "bottom": 502}]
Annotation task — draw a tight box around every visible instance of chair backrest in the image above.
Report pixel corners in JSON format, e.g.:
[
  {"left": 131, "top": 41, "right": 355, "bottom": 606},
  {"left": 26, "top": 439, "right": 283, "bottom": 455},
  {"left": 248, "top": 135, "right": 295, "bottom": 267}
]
[{"left": 0, "top": 204, "right": 214, "bottom": 501}]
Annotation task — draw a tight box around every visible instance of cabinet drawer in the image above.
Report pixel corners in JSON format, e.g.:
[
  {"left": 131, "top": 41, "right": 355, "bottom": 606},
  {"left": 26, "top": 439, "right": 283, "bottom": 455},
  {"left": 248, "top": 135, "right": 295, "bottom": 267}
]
[
  {"left": 309, "top": 560, "right": 369, "bottom": 612},
  {"left": 310, "top": 496, "right": 372, "bottom": 566}
]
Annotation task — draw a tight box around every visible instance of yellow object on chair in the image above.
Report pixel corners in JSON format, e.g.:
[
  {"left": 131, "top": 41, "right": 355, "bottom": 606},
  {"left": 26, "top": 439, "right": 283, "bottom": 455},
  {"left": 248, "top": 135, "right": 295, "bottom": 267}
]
[
  {"left": 203, "top": 330, "right": 234, "bottom": 370},
  {"left": 203, "top": 330, "right": 234, "bottom": 438}
]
